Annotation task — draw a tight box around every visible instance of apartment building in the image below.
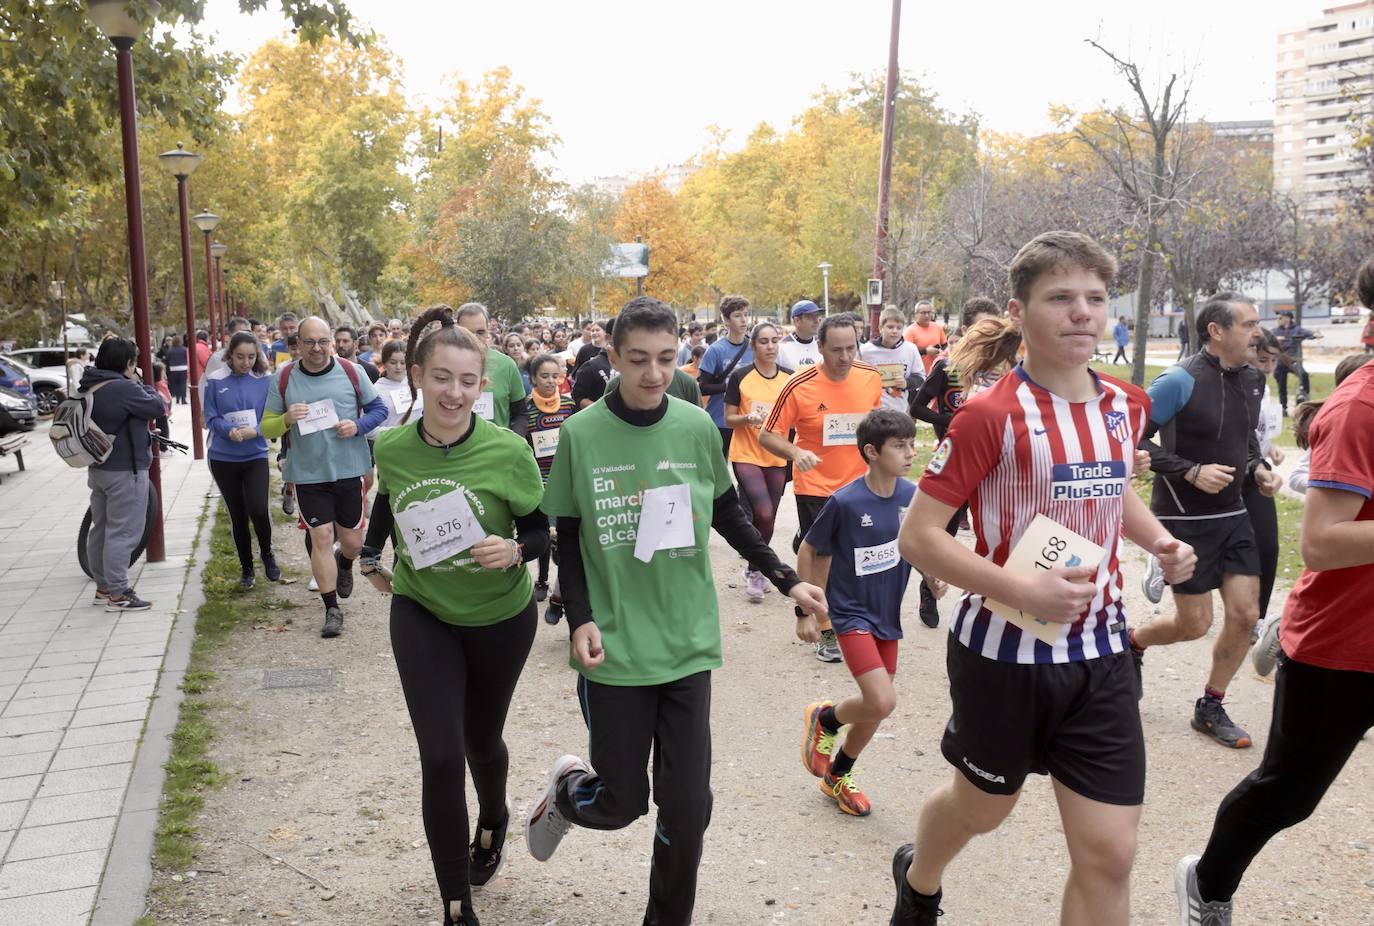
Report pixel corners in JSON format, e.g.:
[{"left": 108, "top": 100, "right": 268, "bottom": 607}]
[{"left": 1276, "top": 2, "right": 1374, "bottom": 212}]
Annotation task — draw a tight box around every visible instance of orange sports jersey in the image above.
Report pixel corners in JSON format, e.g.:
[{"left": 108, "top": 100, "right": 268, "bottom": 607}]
[
  {"left": 763, "top": 362, "right": 884, "bottom": 496},
  {"left": 725, "top": 363, "right": 792, "bottom": 467}
]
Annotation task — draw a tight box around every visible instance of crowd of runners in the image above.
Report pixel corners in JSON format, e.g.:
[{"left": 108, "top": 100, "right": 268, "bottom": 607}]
[{"left": 73, "top": 229, "right": 1374, "bottom": 925}]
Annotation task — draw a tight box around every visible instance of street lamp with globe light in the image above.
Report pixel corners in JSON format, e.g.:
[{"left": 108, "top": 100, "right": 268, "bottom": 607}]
[
  {"left": 817, "top": 262, "right": 832, "bottom": 315},
  {"left": 211, "top": 243, "right": 228, "bottom": 347},
  {"left": 156, "top": 142, "right": 206, "bottom": 459},
  {"left": 192, "top": 210, "right": 220, "bottom": 350},
  {"left": 87, "top": 0, "right": 166, "bottom": 563}
]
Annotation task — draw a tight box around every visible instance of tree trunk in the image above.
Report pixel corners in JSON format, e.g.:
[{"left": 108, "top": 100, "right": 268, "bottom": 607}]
[{"left": 1131, "top": 225, "right": 1159, "bottom": 386}]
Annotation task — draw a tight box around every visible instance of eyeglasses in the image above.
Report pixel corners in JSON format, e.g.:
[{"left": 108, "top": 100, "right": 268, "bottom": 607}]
[{"left": 300, "top": 338, "right": 333, "bottom": 349}]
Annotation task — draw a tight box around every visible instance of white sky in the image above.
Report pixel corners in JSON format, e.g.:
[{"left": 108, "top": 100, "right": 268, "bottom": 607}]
[{"left": 200, "top": 0, "right": 1295, "bottom": 184}]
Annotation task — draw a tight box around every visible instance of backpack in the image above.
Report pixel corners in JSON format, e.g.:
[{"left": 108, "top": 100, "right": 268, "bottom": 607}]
[
  {"left": 276, "top": 358, "right": 364, "bottom": 450},
  {"left": 49, "top": 381, "right": 116, "bottom": 468}
]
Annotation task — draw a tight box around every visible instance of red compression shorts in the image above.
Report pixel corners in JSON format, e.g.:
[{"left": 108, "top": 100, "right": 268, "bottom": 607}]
[{"left": 836, "top": 630, "right": 899, "bottom": 677}]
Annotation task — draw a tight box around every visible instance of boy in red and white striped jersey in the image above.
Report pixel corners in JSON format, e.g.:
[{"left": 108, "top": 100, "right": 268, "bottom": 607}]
[{"left": 887, "top": 231, "right": 1198, "bottom": 926}]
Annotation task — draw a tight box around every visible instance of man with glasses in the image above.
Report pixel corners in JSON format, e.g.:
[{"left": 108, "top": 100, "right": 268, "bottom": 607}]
[{"left": 262, "top": 317, "right": 388, "bottom": 638}]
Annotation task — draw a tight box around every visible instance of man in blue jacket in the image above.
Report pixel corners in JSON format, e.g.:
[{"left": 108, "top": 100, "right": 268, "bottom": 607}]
[{"left": 82, "top": 338, "right": 168, "bottom": 612}]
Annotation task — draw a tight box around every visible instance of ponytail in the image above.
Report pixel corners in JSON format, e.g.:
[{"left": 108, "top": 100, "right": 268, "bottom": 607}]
[
  {"left": 949, "top": 316, "right": 1021, "bottom": 384},
  {"left": 401, "top": 304, "right": 487, "bottom": 424}
]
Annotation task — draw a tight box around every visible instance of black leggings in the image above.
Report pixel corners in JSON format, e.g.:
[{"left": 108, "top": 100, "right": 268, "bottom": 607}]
[
  {"left": 732, "top": 462, "right": 787, "bottom": 545},
  {"left": 1242, "top": 479, "right": 1279, "bottom": 620},
  {"left": 390, "top": 594, "right": 537, "bottom": 902},
  {"left": 208, "top": 458, "right": 273, "bottom": 571},
  {"left": 1196, "top": 657, "right": 1374, "bottom": 903}
]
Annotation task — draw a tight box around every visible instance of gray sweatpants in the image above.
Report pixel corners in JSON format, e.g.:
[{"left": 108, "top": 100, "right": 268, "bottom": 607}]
[{"left": 86, "top": 467, "right": 150, "bottom": 593}]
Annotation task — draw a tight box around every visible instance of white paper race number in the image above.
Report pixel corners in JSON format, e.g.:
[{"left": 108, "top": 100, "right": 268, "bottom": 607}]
[
  {"left": 983, "top": 514, "right": 1105, "bottom": 645},
  {"left": 394, "top": 490, "right": 484, "bottom": 570},
  {"left": 473, "top": 391, "right": 495, "bottom": 420},
  {"left": 854, "top": 540, "right": 899, "bottom": 576},
  {"left": 633, "top": 483, "right": 695, "bottom": 563},
  {"left": 822, "top": 412, "right": 863, "bottom": 446},
  {"left": 531, "top": 429, "right": 560, "bottom": 458},
  {"left": 297, "top": 399, "right": 340, "bottom": 435},
  {"left": 224, "top": 409, "right": 257, "bottom": 430}
]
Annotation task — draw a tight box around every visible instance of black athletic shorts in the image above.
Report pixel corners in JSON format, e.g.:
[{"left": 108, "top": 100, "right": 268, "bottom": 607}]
[
  {"left": 792, "top": 493, "right": 830, "bottom": 555},
  {"left": 940, "top": 639, "right": 1146, "bottom": 806},
  {"left": 1163, "top": 513, "right": 1260, "bottom": 595},
  {"left": 296, "top": 477, "right": 366, "bottom": 531}
]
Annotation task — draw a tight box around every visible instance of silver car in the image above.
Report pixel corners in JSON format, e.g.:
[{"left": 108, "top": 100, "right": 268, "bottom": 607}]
[{"left": 1, "top": 353, "right": 68, "bottom": 415}]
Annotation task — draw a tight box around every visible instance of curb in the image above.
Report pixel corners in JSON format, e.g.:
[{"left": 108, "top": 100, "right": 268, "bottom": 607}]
[{"left": 91, "top": 495, "right": 217, "bottom": 926}]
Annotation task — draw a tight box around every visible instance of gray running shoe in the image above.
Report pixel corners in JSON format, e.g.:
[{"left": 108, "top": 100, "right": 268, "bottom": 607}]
[
  {"left": 281, "top": 484, "right": 295, "bottom": 516},
  {"left": 1175, "top": 855, "right": 1232, "bottom": 925},
  {"left": 321, "top": 606, "right": 343, "bottom": 638},
  {"left": 525, "top": 755, "right": 586, "bottom": 862},
  {"left": 1142, "top": 554, "right": 1165, "bottom": 604},
  {"left": 1251, "top": 618, "right": 1282, "bottom": 677},
  {"left": 1192, "top": 698, "right": 1252, "bottom": 748},
  {"left": 815, "top": 628, "right": 843, "bottom": 664}
]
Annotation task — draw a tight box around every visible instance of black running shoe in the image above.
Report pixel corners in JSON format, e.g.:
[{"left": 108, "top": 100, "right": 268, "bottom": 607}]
[
  {"left": 918, "top": 582, "right": 940, "bottom": 629},
  {"left": 105, "top": 589, "right": 152, "bottom": 612},
  {"left": 534, "top": 581, "right": 549, "bottom": 603},
  {"left": 544, "top": 597, "right": 563, "bottom": 626},
  {"left": 890, "top": 843, "right": 943, "bottom": 925},
  {"left": 1192, "top": 698, "right": 1251, "bottom": 748},
  {"left": 335, "top": 551, "right": 353, "bottom": 599},
  {"left": 239, "top": 569, "right": 255, "bottom": 590},
  {"left": 321, "top": 606, "right": 343, "bottom": 639},
  {"left": 469, "top": 796, "right": 511, "bottom": 888},
  {"left": 262, "top": 550, "right": 281, "bottom": 582}
]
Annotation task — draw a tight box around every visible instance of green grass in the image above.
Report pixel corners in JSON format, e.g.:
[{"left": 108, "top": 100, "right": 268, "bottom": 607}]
[{"left": 150, "top": 481, "right": 296, "bottom": 874}]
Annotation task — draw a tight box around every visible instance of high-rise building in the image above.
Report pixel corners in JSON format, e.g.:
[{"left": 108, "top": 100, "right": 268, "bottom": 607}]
[{"left": 1276, "top": 2, "right": 1374, "bottom": 213}]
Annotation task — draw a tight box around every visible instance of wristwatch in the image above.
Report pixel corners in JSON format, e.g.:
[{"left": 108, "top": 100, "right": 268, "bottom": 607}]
[
  {"left": 506, "top": 539, "right": 524, "bottom": 569},
  {"left": 794, "top": 605, "right": 807, "bottom": 619}
]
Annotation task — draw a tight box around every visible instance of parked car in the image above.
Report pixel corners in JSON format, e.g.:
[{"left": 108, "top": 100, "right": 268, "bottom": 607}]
[
  {"left": 1330, "top": 305, "right": 1372, "bottom": 324},
  {"left": 6, "top": 346, "right": 83, "bottom": 371},
  {"left": 0, "top": 358, "right": 35, "bottom": 400},
  {"left": 0, "top": 384, "right": 37, "bottom": 432},
  {"left": 1, "top": 354, "right": 66, "bottom": 415}
]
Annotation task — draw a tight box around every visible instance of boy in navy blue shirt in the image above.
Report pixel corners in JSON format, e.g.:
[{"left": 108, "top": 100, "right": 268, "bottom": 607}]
[{"left": 796, "top": 407, "right": 945, "bottom": 815}]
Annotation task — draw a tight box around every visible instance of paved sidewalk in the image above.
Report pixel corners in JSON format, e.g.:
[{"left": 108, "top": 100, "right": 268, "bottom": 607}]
[{"left": 0, "top": 411, "right": 214, "bottom": 925}]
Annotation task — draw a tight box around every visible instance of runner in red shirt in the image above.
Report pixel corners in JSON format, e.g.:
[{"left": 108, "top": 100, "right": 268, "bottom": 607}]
[{"left": 1175, "top": 262, "right": 1374, "bottom": 924}]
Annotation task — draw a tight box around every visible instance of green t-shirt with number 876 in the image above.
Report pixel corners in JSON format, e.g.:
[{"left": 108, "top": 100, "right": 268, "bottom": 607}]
[{"left": 541, "top": 397, "right": 732, "bottom": 686}]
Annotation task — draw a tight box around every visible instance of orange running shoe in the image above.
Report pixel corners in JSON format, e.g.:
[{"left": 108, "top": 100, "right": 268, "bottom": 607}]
[
  {"left": 801, "top": 701, "right": 836, "bottom": 777},
  {"left": 820, "top": 769, "right": 871, "bottom": 817}
]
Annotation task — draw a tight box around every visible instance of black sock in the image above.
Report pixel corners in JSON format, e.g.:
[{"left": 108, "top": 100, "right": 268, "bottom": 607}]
[
  {"left": 818, "top": 704, "right": 841, "bottom": 735},
  {"left": 321, "top": 591, "right": 338, "bottom": 611},
  {"left": 830, "top": 746, "right": 857, "bottom": 778},
  {"left": 338, "top": 554, "right": 353, "bottom": 571}
]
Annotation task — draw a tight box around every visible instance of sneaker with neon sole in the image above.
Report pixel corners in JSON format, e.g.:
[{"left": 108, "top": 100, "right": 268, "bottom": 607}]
[
  {"left": 801, "top": 701, "right": 836, "bottom": 777},
  {"left": 820, "top": 769, "right": 871, "bottom": 816}
]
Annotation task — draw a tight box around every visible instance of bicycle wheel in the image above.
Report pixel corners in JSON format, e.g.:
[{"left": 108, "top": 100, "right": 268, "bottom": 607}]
[{"left": 77, "top": 483, "right": 161, "bottom": 580}]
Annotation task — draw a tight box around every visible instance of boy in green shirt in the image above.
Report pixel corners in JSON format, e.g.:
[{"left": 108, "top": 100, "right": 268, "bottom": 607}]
[{"left": 524, "top": 297, "right": 827, "bottom": 925}]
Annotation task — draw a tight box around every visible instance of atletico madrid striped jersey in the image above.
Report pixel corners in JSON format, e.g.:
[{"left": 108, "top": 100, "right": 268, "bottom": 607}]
[{"left": 917, "top": 365, "right": 1150, "bottom": 664}]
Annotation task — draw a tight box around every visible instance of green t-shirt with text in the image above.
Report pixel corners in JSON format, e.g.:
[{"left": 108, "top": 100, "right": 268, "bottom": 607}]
[
  {"left": 485, "top": 348, "right": 525, "bottom": 429},
  {"left": 374, "top": 417, "right": 544, "bottom": 625},
  {"left": 541, "top": 396, "right": 731, "bottom": 686}
]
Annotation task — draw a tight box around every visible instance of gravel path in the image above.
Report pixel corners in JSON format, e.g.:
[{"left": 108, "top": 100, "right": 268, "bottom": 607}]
[{"left": 142, "top": 491, "right": 1374, "bottom": 925}]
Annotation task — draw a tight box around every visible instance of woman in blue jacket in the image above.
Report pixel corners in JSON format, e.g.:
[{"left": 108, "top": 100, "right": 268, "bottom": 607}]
[{"left": 204, "top": 331, "right": 278, "bottom": 588}]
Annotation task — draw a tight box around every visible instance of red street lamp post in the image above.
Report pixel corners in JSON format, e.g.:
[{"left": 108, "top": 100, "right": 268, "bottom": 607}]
[
  {"left": 211, "top": 243, "right": 227, "bottom": 342},
  {"left": 88, "top": 0, "right": 165, "bottom": 563},
  {"left": 157, "top": 143, "right": 205, "bottom": 460},
  {"left": 193, "top": 210, "right": 220, "bottom": 354}
]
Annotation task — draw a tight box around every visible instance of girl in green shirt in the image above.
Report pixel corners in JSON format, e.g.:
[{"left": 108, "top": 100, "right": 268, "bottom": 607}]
[{"left": 360, "top": 308, "right": 549, "bottom": 926}]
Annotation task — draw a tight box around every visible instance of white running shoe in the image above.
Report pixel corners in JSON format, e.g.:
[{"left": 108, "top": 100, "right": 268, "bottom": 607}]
[
  {"left": 525, "top": 755, "right": 586, "bottom": 862},
  {"left": 1251, "top": 617, "right": 1282, "bottom": 677},
  {"left": 1142, "top": 554, "right": 1165, "bottom": 604},
  {"left": 308, "top": 576, "right": 319, "bottom": 592},
  {"left": 1175, "top": 854, "right": 1232, "bottom": 925},
  {"left": 744, "top": 569, "right": 766, "bottom": 603}
]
